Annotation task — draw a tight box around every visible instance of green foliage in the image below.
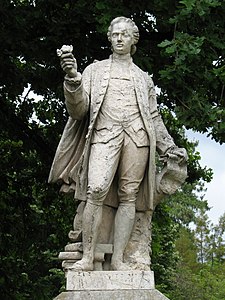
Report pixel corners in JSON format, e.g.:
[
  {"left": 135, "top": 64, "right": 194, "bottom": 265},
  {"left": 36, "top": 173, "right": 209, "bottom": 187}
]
[
  {"left": 160, "top": 108, "right": 213, "bottom": 184},
  {"left": 152, "top": 202, "right": 180, "bottom": 290},
  {"left": 194, "top": 211, "right": 225, "bottom": 265},
  {"left": 166, "top": 183, "right": 209, "bottom": 226},
  {"left": 151, "top": 183, "right": 209, "bottom": 292},
  {"left": 167, "top": 212, "right": 225, "bottom": 300},
  {"left": 157, "top": 0, "right": 225, "bottom": 143},
  {"left": 175, "top": 227, "right": 199, "bottom": 270},
  {"left": 168, "top": 263, "right": 225, "bottom": 300},
  {"left": 0, "top": 129, "right": 74, "bottom": 298},
  {"left": 1, "top": 0, "right": 224, "bottom": 142},
  {"left": 0, "top": 0, "right": 223, "bottom": 298}
]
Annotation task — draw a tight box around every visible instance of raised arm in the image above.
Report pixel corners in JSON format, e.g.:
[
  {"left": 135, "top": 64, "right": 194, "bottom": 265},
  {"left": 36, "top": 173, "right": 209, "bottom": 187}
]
[{"left": 57, "top": 45, "right": 89, "bottom": 120}]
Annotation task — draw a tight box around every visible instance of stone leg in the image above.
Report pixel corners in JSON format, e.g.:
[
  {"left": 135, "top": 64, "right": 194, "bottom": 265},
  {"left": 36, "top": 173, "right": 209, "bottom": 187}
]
[
  {"left": 68, "top": 201, "right": 85, "bottom": 242},
  {"left": 111, "top": 203, "right": 135, "bottom": 270},
  {"left": 124, "top": 210, "right": 153, "bottom": 270},
  {"left": 71, "top": 202, "right": 103, "bottom": 271}
]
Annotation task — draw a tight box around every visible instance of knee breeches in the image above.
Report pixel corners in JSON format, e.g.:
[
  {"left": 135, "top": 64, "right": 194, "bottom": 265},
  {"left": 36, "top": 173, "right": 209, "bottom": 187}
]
[{"left": 87, "top": 132, "right": 149, "bottom": 206}]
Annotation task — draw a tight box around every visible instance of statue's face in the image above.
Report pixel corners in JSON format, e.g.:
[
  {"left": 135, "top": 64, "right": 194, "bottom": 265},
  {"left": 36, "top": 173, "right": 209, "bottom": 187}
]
[{"left": 110, "top": 21, "right": 134, "bottom": 55}]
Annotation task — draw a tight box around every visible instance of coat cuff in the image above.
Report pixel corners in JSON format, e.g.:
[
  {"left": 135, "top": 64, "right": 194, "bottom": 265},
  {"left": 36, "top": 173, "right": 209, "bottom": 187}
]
[{"left": 64, "top": 73, "right": 82, "bottom": 91}]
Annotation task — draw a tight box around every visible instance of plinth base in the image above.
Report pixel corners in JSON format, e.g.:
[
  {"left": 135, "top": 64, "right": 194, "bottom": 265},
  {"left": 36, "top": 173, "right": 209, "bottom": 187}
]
[
  {"left": 54, "top": 270, "right": 169, "bottom": 300},
  {"left": 66, "top": 270, "right": 155, "bottom": 290}
]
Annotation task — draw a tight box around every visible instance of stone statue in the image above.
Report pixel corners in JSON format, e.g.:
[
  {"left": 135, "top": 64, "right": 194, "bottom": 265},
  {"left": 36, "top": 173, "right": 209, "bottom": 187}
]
[{"left": 49, "top": 16, "right": 187, "bottom": 273}]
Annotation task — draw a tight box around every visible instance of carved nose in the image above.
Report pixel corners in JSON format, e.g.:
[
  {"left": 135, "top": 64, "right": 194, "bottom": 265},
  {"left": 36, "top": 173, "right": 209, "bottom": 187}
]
[{"left": 117, "top": 34, "right": 122, "bottom": 41}]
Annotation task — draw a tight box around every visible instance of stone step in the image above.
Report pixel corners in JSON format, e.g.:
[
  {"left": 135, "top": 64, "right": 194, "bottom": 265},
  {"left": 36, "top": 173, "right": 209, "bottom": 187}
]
[
  {"left": 54, "top": 290, "right": 170, "bottom": 300},
  {"left": 64, "top": 243, "right": 113, "bottom": 254},
  {"left": 59, "top": 252, "right": 105, "bottom": 262}
]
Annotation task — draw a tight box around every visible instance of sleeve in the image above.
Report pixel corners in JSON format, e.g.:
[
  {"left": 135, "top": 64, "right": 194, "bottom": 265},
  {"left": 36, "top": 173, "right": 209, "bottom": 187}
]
[{"left": 63, "top": 65, "right": 92, "bottom": 120}]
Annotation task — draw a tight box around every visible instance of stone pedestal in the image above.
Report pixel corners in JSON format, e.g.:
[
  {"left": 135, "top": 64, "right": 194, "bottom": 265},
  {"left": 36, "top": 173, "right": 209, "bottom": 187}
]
[
  {"left": 54, "top": 270, "right": 170, "bottom": 300},
  {"left": 54, "top": 290, "right": 169, "bottom": 300}
]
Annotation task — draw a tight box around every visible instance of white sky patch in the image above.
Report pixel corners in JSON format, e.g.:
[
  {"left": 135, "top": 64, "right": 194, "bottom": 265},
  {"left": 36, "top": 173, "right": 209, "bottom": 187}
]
[
  {"left": 21, "top": 84, "right": 45, "bottom": 124},
  {"left": 21, "top": 84, "right": 44, "bottom": 102},
  {"left": 186, "top": 129, "right": 225, "bottom": 225}
]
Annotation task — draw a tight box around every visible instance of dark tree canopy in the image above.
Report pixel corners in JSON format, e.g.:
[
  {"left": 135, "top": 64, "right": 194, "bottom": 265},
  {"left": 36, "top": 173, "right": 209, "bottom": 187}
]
[
  {"left": 1, "top": 0, "right": 224, "bottom": 141},
  {"left": 0, "top": 0, "right": 223, "bottom": 299}
]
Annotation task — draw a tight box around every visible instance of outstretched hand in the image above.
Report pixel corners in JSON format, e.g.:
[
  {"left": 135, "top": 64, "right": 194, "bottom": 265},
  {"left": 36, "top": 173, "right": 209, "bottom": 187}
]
[{"left": 57, "top": 45, "right": 78, "bottom": 78}]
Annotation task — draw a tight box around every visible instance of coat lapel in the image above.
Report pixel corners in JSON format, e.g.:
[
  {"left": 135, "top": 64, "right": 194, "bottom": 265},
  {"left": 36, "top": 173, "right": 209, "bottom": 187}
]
[
  {"left": 131, "top": 65, "right": 153, "bottom": 134},
  {"left": 93, "top": 58, "right": 111, "bottom": 108}
]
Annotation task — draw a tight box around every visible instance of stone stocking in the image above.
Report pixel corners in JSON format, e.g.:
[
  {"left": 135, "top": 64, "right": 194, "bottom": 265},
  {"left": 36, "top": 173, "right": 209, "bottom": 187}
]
[
  {"left": 81, "top": 201, "right": 103, "bottom": 264},
  {"left": 111, "top": 203, "right": 135, "bottom": 269}
]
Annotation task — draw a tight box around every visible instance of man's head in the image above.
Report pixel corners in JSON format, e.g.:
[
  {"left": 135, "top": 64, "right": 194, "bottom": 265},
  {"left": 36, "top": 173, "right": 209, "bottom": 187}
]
[{"left": 107, "top": 17, "right": 139, "bottom": 55}]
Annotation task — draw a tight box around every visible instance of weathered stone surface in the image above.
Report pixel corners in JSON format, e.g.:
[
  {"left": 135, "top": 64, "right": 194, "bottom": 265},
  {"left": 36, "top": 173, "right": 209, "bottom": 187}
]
[
  {"left": 65, "top": 243, "right": 82, "bottom": 252},
  {"left": 62, "top": 261, "right": 76, "bottom": 269},
  {"left": 49, "top": 16, "right": 188, "bottom": 274},
  {"left": 54, "top": 289, "right": 170, "bottom": 300},
  {"left": 62, "top": 260, "right": 107, "bottom": 271},
  {"left": 64, "top": 243, "right": 113, "bottom": 254},
  {"left": 60, "top": 244, "right": 113, "bottom": 271},
  {"left": 96, "top": 243, "right": 113, "bottom": 253},
  {"left": 59, "top": 252, "right": 82, "bottom": 260},
  {"left": 54, "top": 270, "right": 170, "bottom": 299},
  {"left": 50, "top": 17, "right": 184, "bottom": 300},
  {"left": 124, "top": 210, "right": 152, "bottom": 270},
  {"left": 59, "top": 252, "right": 105, "bottom": 262},
  {"left": 66, "top": 270, "right": 155, "bottom": 291}
]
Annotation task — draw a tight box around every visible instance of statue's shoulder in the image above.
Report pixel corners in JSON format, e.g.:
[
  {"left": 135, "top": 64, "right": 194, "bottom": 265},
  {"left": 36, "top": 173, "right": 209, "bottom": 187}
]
[
  {"left": 132, "top": 62, "right": 147, "bottom": 76},
  {"left": 88, "top": 58, "right": 110, "bottom": 69},
  {"left": 82, "top": 58, "right": 110, "bottom": 83},
  {"left": 83, "top": 58, "right": 110, "bottom": 77},
  {"left": 132, "top": 63, "right": 152, "bottom": 81}
]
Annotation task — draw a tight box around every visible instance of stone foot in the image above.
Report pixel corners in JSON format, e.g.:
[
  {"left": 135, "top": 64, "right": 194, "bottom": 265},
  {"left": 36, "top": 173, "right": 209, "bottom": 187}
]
[{"left": 69, "top": 259, "right": 94, "bottom": 271}]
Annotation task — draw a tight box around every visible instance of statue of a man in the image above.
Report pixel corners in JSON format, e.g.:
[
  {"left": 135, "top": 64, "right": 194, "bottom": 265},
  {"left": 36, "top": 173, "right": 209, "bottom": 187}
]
[{"left": 49, "top": 17, "right": 187, "bottom": 271}]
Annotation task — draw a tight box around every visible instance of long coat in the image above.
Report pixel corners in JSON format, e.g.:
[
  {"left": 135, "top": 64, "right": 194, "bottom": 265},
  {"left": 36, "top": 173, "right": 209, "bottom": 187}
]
[{"left": 48, "top": 56, "right": 176, "bottom": 211}]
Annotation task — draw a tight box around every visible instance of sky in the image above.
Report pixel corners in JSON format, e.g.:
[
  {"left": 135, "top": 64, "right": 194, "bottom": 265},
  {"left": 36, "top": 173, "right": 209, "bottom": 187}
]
[{"left": 186, "top": 130, "right": 225, "bottom": 225}]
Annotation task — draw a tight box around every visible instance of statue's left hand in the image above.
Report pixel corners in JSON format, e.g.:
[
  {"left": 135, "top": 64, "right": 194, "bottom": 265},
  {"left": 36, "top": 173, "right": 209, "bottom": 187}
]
[{"left": 170, "top": 147, "right": 188, "bottom": 164}]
